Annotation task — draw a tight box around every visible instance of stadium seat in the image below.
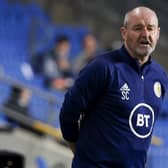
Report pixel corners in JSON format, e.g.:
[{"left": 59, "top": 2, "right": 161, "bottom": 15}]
[{"left": 36, "top": 156, "right": 48, "bottom": 168}]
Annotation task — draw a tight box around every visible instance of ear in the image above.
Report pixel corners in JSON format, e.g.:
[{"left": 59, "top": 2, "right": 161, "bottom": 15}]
[{"left": 120, "top": 26, "right": 127, "bottom": 40}]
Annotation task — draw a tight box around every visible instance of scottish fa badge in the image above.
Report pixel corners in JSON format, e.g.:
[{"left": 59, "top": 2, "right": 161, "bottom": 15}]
[{"left": 153, "top": 81, "right": 161, "bottom": 98}]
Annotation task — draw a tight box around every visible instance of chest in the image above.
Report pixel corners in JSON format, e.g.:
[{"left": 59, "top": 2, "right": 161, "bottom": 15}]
[{"left": 106, "top": 63, "right": 164, "bottom": 117}]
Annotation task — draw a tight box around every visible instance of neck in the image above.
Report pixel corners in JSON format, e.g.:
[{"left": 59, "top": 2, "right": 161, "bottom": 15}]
[{"left": 137, "top": 56, "right": 149, "bottom": 66}]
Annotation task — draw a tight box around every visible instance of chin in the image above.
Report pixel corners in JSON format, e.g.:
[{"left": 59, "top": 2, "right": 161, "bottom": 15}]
[{"left": 136, "top": 48, "right": 153, "bottom": 57}]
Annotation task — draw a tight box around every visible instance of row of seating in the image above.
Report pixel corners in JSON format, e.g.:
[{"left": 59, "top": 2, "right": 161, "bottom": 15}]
[{"left": 0, "top": 1, "right": 91, "bottom": 132}]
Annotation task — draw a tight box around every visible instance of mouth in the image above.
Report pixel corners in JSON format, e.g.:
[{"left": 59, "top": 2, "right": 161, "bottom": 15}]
[{"left": 139, "top": 40, "right": 150, "bottom": 46}]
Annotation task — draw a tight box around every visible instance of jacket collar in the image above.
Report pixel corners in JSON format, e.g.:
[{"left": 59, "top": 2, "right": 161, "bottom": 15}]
[{"left": 119, "top": 45, "right": 152, "bottom": 73}]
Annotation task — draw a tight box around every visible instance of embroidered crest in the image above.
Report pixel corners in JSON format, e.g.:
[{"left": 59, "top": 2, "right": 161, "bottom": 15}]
[{"left": 153, "top": 81, "right": 161, "bottom": 98}]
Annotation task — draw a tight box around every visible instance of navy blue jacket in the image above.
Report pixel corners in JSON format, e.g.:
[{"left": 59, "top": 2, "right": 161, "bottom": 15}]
[{"left": 60, "top": 46, "right": 168, "bottom": 168}]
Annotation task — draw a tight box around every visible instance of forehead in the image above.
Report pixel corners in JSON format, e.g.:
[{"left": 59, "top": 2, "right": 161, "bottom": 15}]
[{"left": 126, "top": 8, "right": 158, "bottom": 27}]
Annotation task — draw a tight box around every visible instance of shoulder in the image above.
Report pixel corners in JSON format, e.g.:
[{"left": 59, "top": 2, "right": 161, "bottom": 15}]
[
  {"left": 77, "top": 51, "right": 114, "bottom": 79},
  {"left": 78, "top": 49, "right": 121, "bottom": 79},
  {"left": 151, "top": 60, "right": 168, "bottom": 88},
  {"left": 151, "top": 60, "right": 167, "bottom": 77},
  {"left": 91, "top": 49, "right": 120, "bottom": 67}
]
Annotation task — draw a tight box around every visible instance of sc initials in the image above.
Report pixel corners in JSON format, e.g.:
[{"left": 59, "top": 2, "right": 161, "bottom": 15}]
[{"left": 121, "top": 91, "right": 129, "bottom": 100}]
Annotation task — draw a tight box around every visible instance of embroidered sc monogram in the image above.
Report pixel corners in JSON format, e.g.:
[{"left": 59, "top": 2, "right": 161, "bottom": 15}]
[{"left": 120, "top": 83, "right": 130, "bottom": 100}]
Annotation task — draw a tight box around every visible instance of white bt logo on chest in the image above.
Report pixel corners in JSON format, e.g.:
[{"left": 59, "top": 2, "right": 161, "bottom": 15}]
[{"left": 129, "top": 103, "right": 154, "bottom": 138}]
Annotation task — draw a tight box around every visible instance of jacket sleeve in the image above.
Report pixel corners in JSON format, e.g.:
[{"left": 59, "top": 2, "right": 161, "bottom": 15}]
[
  {"left": 59, "top": 58, "right": 110, "bottom": 142},
  {"left": 162, "top": 71, "right": 168, "bottom": 96}
]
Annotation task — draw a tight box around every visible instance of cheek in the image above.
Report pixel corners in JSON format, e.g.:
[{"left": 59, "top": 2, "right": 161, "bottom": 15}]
[
  {"left": 155, "top": 33, "right": 159, "bottom": 42},
  {"left": 150, "top": 35, "right": 158, "bottom": 45},
  {"left": 151, "top": 31, "right": 160, "bottom": 41},
  {"left": 127, "top": 32, "right": 138, "bottom": 41},
  {"left": 126, "top": 35, "right": 136, "bottom": 45}
]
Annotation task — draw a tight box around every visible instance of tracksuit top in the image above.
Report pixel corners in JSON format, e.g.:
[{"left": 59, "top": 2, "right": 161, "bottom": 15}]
[{"left": 59, "top": 45, "right": 168, "bottom": 168}]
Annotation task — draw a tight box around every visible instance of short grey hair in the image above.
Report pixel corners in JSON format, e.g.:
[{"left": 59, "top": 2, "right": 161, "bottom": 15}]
[{"left": 123, "top": 6, "right": 159, "bottom": 27}]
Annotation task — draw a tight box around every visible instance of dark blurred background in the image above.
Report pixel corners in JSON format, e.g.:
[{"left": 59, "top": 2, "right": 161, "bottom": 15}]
[{"left": 33, "top": 0, "right": 168, "bottom": 69}]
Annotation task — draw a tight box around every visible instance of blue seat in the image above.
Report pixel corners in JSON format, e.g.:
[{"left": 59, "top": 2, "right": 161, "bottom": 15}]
[
  {"left": 36, "top": 156, "right": 48, "bottom": 168},
  {"left": 0, "top": 82, "right": 10, "bottom": 104},
  {"left": 0, "top": 113, "right": 8, "bottom": 125}
]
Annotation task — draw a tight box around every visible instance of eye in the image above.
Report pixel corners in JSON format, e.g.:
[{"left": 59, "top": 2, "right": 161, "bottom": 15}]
[
  {"left": 133, "top": 26, "right": 143, "bottom": 31},
  {"left": 147, "top": 26, "right": 156, "bottom": 31}
]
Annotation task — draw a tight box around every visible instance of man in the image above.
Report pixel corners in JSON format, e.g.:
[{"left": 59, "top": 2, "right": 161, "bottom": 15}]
[
  {"left": 73, "top": 33, "right": 98, "bottom": 75},
  {"left": 59, "top": 6, "right": 168, "bottom": 168},
  {"left": 42, "top": 35, "right": 74, "bottom": 90}
]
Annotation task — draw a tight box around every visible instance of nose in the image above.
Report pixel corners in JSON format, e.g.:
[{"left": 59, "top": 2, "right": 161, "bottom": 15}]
[{"left": 141, "top": 28, "right": 149, "bottom": 37}]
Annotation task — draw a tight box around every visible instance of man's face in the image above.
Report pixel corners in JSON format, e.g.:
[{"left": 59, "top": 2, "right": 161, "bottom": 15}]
[
  {"left": 121, "top": 8, "right": 160, "bottom": 59},
  {"left": 56, "top": 41, "right": 71, "bottom": 56}
]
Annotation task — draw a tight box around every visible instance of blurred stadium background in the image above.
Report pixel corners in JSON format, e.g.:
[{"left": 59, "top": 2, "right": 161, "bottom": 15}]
[{"left": 0, "top": 0, "right": 168, "bottom": 167}]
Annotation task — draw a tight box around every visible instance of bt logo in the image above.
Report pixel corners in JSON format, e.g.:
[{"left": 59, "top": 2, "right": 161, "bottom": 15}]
[
  {"left": 129, "top": 103, "right": 154, "bottom": 138},
  {"left": 136, "top": 114, "right": 150, "bottom": 128}
]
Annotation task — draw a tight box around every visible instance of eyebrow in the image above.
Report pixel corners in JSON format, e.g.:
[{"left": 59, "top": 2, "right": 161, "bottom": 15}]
[{"left": 132, "top": 24, "right": 157, "bottom": 28}]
